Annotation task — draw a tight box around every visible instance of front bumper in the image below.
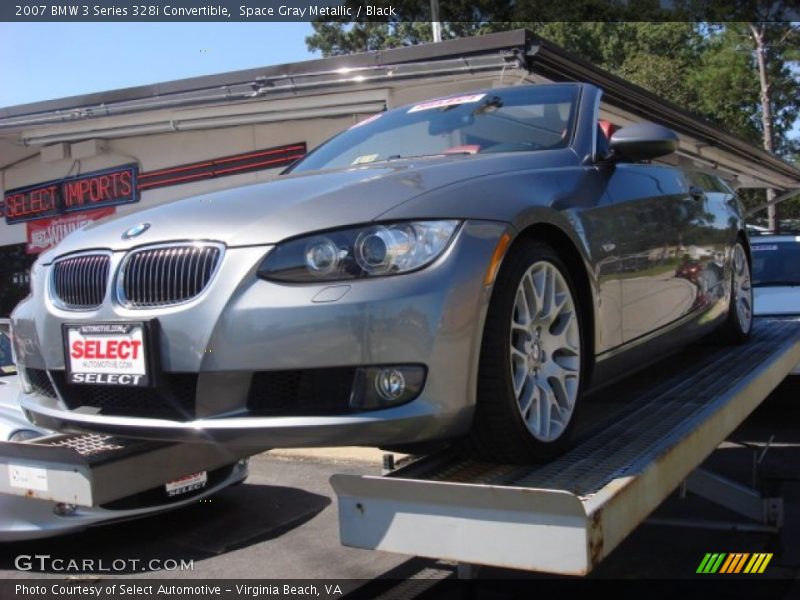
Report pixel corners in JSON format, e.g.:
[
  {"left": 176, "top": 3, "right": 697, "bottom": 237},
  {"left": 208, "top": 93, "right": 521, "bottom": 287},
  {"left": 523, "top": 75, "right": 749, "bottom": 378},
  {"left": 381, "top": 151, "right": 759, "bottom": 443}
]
[{"left": 12, "top": 220, "right": 506, "bottom": 446}]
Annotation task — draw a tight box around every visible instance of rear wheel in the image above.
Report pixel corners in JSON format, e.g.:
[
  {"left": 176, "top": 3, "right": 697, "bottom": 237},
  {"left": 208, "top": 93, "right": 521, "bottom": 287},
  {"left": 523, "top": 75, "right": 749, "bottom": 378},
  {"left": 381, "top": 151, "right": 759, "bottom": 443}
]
[
  {"left": 469, "top": 240, "right": 584, "bottom": 463},
  {"left": 715, "top": 241, "right": 752, "bottom": 344}
]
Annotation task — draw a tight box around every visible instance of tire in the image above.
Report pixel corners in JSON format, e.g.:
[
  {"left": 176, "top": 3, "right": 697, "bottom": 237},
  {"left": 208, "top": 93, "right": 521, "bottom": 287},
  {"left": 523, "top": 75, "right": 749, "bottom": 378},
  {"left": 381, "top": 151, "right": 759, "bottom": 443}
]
[
  {"left": 468, "top": 239, "right": 585, "bottom": 463},
  {"left": 714, "top": 241, "right": 753, "bottom": 344}
]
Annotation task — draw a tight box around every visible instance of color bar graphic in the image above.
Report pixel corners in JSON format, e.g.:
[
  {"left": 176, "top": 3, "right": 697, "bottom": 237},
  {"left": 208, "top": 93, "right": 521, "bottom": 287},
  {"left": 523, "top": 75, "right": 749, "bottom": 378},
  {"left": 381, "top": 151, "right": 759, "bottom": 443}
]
[{"left": 697, "top": 552, "right": 773, "bottom": 574}]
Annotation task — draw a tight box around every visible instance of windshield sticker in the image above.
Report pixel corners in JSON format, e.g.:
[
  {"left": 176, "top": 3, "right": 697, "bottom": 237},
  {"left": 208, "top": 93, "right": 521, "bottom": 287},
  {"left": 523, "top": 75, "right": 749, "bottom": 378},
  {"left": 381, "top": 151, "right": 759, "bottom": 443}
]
[
  {"left": 408, "top": 93, "right": 487, "bottom": 113},
  {"left": 349, "top": 113, "right": 383, "bottom": 129},
  {"left": 352, "top": 154, "right": 380, "bottom": 165},
  {"left": 752, "top": 245, "right": 779, "bottom": 251},
  {"left": 444, "top": 145, "right": 480, "bottom": 155}
]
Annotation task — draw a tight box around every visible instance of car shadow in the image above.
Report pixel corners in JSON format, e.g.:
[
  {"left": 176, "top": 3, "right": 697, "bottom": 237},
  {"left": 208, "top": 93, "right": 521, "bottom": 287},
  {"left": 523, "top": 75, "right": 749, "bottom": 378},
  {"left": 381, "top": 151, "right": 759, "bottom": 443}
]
[{"left": 0, "top": 482, "right": 331, "bottom": 574}]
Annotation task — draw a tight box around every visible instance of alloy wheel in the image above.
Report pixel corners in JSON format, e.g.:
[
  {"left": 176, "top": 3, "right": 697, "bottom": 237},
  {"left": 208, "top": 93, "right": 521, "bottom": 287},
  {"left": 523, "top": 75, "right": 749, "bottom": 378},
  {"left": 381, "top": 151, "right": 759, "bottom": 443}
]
[{"left": 509, "top": 261, "right": 581, "bottom": 442}]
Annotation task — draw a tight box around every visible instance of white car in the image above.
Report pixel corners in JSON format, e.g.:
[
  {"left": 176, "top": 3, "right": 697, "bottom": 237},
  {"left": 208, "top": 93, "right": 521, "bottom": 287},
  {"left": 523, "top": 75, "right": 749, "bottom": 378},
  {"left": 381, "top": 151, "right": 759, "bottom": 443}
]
[
  {"left": 0, "top": 324, "right": 248, "bottom": 541},
  {"left": 750, "top": 233, "right": 800, "bottom": 374}
]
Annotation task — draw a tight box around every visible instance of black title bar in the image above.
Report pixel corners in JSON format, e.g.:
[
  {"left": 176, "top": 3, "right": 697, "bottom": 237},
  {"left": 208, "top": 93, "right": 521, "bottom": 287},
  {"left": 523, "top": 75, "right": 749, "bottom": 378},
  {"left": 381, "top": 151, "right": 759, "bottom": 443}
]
[{"left": 2, "top": 0, "right": 798, "bottom": 23}]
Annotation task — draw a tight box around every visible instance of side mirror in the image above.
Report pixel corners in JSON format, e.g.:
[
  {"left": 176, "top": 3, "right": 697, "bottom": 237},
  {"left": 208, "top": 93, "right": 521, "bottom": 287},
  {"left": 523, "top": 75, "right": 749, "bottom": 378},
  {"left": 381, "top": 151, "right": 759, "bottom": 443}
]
[{"left": 609, "top": 123, "right": 678, "bottom": 162}]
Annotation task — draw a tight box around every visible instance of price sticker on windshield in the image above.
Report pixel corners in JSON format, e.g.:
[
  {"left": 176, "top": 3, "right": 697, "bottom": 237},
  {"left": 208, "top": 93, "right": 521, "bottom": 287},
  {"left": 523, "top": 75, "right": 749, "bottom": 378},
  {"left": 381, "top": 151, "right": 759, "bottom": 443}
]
[
  {"left": 408, "top": 94, "right": 486, "bottom": 113},
  {"left": 352, "top": 154, "right": 380, "bottom": 165}
]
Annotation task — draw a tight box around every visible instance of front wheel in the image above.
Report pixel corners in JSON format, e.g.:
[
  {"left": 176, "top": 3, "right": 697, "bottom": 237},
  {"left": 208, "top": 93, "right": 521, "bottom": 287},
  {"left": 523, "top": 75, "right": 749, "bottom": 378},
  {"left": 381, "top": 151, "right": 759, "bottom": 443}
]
[{"left": 469, "top": 240, "right": 584, "bottom": 463}]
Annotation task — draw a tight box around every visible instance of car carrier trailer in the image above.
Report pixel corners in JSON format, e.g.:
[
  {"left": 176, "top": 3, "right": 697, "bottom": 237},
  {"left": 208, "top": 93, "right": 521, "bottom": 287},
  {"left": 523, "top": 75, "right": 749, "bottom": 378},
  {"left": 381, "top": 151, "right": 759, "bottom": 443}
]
[{"left": 332, "top": 319, "right": 800, "bottom": 575}]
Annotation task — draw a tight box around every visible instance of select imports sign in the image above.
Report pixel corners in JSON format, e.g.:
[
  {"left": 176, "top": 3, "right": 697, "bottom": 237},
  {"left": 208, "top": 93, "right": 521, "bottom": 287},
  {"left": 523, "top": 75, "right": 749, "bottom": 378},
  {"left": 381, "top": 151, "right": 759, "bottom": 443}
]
[{"left": 4, "top": 164, "right": 138, "bottom": 225}]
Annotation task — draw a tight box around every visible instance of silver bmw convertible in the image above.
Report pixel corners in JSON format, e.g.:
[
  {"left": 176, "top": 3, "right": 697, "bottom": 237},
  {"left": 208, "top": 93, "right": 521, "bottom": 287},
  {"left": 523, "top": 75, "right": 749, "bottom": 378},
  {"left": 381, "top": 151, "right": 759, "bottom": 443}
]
[{"left": 11, "top": 83, "right": 752, "bottom": 462}]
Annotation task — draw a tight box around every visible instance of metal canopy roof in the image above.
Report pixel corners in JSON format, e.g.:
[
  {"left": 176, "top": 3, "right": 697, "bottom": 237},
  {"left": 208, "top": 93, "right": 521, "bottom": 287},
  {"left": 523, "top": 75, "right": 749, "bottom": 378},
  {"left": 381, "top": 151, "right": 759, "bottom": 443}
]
[
  {"left": 0, "top": 31, "right": 529, "bottom": 122},
  {"left": 1, "top": 29, "right": 797, "bottom": 188}
]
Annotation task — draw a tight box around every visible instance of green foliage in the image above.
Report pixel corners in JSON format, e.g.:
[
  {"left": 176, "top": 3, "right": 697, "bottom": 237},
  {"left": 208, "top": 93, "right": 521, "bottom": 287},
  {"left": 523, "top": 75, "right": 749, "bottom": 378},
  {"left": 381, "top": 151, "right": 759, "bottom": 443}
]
[{"left": 688, "top": 24, "right": 799, "bottom": 155}]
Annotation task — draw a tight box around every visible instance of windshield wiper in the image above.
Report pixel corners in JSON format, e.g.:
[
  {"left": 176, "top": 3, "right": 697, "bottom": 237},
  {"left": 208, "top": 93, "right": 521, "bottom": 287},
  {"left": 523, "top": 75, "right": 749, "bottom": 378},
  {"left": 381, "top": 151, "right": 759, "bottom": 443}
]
[{"left": 386, "top": 152, "right": 473, "bottom": 161}]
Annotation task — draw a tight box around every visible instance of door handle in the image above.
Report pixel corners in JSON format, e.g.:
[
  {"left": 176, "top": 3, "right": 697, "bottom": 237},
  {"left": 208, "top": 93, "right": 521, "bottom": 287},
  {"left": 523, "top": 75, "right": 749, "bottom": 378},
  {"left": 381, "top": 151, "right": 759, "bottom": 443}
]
[{"left": 689, "top": 186, "right": 706, "bottom": 201}]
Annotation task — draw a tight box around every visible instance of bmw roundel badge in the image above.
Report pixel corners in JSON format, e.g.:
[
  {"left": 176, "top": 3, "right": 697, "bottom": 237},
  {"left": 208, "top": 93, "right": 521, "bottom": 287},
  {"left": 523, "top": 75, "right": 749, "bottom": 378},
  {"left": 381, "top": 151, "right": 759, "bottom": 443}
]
[{"left": 122, "top": 223, "right": 150, "bottom": 240}]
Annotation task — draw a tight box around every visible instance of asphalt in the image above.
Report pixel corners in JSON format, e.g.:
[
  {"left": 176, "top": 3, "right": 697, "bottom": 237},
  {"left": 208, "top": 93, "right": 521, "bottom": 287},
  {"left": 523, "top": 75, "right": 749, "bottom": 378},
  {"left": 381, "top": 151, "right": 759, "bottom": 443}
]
[{"left": 1, "top": 379, "right": 799, "bottom": 594}]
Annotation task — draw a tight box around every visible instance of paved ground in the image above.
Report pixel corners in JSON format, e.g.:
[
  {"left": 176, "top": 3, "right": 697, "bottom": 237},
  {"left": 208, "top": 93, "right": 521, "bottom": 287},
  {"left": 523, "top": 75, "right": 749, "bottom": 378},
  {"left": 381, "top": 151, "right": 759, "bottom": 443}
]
[{"left": 1, "top": 378, "right": 799, "bottom": 593}]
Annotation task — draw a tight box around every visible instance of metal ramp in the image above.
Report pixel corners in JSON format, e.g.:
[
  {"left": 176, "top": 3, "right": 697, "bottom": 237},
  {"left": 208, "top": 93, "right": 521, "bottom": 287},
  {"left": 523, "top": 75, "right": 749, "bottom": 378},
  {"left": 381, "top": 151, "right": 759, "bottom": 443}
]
[
  {"left": 0, "top": 433, "right": 258, "bottom": 507},
  {"left": 332, "top": 320, "right": 800, "bottom": 575}
]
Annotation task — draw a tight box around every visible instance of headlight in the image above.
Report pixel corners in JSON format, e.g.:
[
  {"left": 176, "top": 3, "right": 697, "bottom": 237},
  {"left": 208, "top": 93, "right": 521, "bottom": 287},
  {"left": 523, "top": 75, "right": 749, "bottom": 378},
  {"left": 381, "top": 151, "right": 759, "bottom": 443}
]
[{"left": 258, "top": 220, "right": 460, "bottom": 282}]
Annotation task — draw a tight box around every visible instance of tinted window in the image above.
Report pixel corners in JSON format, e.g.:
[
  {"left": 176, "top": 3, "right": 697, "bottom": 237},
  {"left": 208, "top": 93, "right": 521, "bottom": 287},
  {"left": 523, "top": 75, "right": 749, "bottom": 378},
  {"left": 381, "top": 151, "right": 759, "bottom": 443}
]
[
  {"left": 292, "top": 85, "right": 580, "bottom": 173},
  {"left": 751, "top": 241, "right": 800, "bottom": 286}
]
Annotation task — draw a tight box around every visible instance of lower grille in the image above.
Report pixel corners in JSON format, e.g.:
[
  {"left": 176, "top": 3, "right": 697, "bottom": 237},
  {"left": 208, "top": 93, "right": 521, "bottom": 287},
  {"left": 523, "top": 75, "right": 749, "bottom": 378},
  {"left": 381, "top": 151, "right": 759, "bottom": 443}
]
[
  {"left": 247, "top": 368, "right": 356, "bottom": 416},
  {"left": 51, "top": 371, "right": 198, "bottom": 421},
  {"left": 25, "top": 368, "right": 57, "bottom": 398}
]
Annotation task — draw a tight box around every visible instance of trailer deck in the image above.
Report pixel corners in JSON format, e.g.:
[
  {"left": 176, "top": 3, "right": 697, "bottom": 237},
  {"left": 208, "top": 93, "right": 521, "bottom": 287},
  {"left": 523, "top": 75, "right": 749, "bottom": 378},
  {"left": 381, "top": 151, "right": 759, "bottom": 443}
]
[{"left": 332, "top": 319, "right": 800, "bottom": 575}]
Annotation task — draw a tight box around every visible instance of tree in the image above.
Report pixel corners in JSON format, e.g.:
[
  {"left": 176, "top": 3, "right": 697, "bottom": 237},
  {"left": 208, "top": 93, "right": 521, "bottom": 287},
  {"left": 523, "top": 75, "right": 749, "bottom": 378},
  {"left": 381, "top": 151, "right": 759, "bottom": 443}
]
[{"left": 746, "top": 21, "right": 799, "bottom": 230}]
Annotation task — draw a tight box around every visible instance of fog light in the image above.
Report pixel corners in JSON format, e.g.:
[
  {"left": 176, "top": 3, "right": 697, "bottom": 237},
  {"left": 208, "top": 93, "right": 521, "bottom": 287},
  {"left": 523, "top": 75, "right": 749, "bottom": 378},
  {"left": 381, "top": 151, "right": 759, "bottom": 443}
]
[
  {"left": 375, "top": 369, "right": 406, "bottom": 401},
  {"left": 350, "top": 365, "right": 426, "bottom": 410},
  {"left": 53, "top": 503, "right": 77, "bottom": 516}
]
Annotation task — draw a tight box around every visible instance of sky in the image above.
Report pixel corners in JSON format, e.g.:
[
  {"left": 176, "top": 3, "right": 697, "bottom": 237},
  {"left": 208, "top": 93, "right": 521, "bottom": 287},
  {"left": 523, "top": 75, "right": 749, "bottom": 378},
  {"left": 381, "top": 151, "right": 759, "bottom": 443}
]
[{"left": 0, "top": 23, "right": 319, "bottom": 107}]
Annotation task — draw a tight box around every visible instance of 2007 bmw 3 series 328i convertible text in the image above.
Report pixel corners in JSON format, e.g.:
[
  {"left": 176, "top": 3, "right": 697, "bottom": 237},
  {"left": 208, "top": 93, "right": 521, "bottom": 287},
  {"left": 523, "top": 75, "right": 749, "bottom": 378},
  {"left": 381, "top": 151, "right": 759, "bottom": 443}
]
[{"left": 11, "top": 83, "right": 753, "bottom": 463}]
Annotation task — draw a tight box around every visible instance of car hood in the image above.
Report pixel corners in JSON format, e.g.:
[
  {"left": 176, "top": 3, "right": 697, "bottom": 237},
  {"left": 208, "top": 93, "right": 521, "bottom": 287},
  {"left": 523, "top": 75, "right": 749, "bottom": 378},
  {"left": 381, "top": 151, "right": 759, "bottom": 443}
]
[
  {"left": 753, "top": 286, "right": 800, "bottom": 316},
  {"left": 41, "top": 151, "right": 573, "bottom": 261}
]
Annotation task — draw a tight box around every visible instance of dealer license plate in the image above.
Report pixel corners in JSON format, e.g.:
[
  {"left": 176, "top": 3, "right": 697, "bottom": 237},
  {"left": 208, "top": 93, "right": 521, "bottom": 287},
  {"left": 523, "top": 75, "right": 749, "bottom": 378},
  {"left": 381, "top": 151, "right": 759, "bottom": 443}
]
[
  {"left": 165, "top": 471, "right": 208, "bottom": 497},
  {"left": 64, "top": 322, "right": 150, "bottom": 386}
]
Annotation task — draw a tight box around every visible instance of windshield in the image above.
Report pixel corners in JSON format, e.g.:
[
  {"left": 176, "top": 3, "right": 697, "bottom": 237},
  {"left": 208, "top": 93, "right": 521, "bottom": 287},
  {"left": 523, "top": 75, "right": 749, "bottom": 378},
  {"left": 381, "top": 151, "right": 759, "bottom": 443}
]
[
  {"left": 751, "top": 240, "right": 800, "bottom": 287},
  {"left": 292, "top": 85, "right": 580, "bottom": 173}
]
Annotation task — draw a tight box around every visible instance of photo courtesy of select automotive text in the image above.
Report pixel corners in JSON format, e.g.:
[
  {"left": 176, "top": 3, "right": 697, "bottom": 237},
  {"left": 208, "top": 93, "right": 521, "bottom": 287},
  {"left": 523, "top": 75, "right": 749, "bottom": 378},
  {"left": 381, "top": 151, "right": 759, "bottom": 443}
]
[{"left": 1, "top": 1, "right": 800, "bottom": 598}]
